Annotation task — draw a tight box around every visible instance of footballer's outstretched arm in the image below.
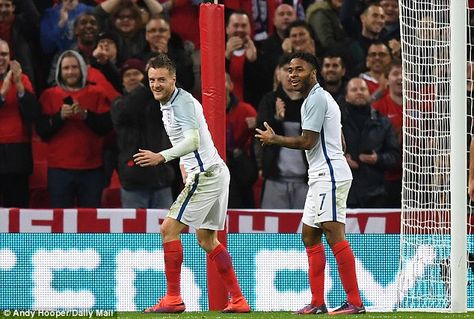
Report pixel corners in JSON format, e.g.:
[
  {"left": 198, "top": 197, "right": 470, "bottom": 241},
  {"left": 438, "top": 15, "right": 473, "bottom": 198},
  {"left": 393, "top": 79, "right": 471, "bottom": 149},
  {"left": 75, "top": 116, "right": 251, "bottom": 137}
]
[
  {"left": 255, "top": 121, "right": 318, "bottom": 150},
  {"left": 133, "top": 129, "right": 200, "bottom": 167}
]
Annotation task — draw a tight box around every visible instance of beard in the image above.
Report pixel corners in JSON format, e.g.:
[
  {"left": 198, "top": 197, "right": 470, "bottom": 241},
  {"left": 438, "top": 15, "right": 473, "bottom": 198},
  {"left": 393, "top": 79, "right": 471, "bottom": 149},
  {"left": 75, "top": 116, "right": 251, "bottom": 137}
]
[{"left": 324, "top": 78, "right": 340, "bottom": 86}]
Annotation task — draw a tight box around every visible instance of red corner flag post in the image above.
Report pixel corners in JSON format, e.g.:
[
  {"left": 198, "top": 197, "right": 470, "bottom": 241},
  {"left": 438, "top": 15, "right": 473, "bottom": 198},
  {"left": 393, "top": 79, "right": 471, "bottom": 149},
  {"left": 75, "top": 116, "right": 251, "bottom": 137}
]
[{"left": 199, "top": 2, "right": 228, "bottom": 311}]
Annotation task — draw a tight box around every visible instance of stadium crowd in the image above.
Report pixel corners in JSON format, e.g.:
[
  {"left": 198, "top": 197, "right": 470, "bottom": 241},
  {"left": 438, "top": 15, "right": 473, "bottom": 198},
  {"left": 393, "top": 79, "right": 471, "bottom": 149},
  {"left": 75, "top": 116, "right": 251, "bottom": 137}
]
[{"left": 0, "top": 0, "right": 405, "bottom": 209}]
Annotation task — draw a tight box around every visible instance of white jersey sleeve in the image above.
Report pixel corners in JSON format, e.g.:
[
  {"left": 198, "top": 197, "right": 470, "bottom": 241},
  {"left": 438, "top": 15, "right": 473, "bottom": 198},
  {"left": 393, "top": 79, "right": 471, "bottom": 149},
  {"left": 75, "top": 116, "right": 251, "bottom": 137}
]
[
  {"left": 160, "top": 88, "right": 224, "bottom": 173},
  {"left": 301, "top": 89, "right": 327, "bottom": 133}
]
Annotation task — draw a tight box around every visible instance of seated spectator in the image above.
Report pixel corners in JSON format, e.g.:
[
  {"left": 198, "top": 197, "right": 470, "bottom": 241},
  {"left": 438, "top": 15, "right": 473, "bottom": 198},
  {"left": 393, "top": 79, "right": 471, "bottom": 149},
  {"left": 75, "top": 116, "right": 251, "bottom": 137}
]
[
  {"left": 35, "top": 50, "right": 113, "bottom": 208},
  {"left": 40, "top": 0, "right": 94, "bottom": 56},
  {"left": 340, "top": 77, "right": 399, "bottom": 208},
  {"left": 110, "top": 58, "right": 175, "bottom": 208},
  {"left": 360, "top": 41, "right": 392, "bottom": 102},
  {"left": 0, "top": 40, "right": 40, "bottom": 208},
  {"left": 0, "top": 0, "right": 39, "bottom": 90},
  {"left": 256, "top": 55, "right": 307, "bottom": 209},
  {"left": 281, "top": 20, "right": 317, "bottom": 56},
  {"left": 138, "top": 14, "right": 194, "bottom": 92},
  {"left": 94, "top": 0, "right": 163, "bottom": 62},
  {"left": 319, "top": 52, "right": 347, "bottom": 103},
  {"left": 225, "top": 73, "right": 257, "bottom": 208}
]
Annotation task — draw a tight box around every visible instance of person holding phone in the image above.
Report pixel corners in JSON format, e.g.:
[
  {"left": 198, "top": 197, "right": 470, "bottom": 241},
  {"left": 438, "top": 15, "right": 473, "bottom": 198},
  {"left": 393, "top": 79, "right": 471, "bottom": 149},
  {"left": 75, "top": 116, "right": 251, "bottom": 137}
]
[
  {"left": 339, "top": 77, "right": 399, "bottom": 208},
  {"left": 35, "top": 50, "right": 113, "bottom": 208},
  {"left": 225, "top": 10, "right": 260, "bottom": 107}
]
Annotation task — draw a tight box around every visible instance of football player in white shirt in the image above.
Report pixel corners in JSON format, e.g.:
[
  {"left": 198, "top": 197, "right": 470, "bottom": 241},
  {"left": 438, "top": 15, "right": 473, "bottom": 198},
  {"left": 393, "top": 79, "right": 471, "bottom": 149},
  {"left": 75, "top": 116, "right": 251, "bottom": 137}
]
[
  {"left": 256, "top": 52, "right": 365, "bottom": 315},
  {"left": 133, "top": 54, "right": 250, "bottom": 314}
]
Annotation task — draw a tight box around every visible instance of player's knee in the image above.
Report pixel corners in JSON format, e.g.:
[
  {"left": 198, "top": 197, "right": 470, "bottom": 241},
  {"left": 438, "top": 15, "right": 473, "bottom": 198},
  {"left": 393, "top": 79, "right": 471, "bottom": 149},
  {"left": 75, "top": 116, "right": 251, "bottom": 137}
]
[
  {"left": 160, "top": 221, "right": 178, "bottom": 242},
  {"left": 301, "top": 225, "right": 323, "bottom": 247},
  {"left": 301, "top": 233, "right": 318, "bottom": 247},
  {"left": 160, "top": 227, "right": 170, "bottom": 242},
  {"left": 321, "top": 222, "right": 346, "bottom": 245},
  {"left": 196, "top": 237, "right": 213, "bottom": 252}
]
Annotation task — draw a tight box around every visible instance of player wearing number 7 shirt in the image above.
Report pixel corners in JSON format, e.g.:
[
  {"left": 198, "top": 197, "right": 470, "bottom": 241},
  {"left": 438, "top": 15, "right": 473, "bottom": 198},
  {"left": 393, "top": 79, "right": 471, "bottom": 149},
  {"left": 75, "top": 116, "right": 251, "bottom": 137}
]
[{"left": 256, "top": 52, "right": 365, "bottom": 315}]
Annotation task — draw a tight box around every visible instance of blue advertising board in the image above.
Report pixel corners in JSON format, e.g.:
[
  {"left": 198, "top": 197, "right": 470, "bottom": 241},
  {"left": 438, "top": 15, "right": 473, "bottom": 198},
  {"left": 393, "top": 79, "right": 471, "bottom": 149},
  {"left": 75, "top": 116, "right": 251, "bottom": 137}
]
[{"left": 1, "top": 234, "right": 472, "bottom": 311}]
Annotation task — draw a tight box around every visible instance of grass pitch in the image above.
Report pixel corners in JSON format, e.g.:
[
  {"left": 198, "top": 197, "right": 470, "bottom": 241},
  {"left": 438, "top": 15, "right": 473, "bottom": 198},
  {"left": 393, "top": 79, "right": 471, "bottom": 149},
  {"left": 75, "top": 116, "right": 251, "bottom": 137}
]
[{"left": 115, "top": 311, "right": 473, "bottom": 319}]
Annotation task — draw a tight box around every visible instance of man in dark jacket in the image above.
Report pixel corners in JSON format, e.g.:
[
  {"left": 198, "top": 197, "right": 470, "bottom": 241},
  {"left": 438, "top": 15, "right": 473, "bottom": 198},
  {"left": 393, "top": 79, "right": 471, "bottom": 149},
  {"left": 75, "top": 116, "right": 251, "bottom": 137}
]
[
  {"left": 138, "top": 14, "right": 195, "bottom": 93},
  {"left": 341, "top": 77, "right": 399, "bottom": 208},
  {"left": 257, "top": 3, "right": 296, "bottom": 96},
  {"left": 256, "top": 55, "right": 308, "bottom": 209},
  {"left": 111, "top": 61, "right": 175, "bottom": 208}
]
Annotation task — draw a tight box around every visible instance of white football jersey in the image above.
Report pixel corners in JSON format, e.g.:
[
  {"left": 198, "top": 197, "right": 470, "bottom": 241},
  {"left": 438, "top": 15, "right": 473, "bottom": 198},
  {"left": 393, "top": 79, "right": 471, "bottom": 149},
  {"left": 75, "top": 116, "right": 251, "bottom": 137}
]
[
  {"left": 160, "top": 88, "right": 224, "bottom": 173},
  {"left": 301, "top": 83, "right": 352, "bottom": 182}
]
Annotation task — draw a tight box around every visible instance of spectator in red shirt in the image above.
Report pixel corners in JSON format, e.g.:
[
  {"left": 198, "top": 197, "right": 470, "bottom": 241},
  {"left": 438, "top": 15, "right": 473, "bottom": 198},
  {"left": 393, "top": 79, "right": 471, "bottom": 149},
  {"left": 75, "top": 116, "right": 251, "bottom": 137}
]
[
  {"left": 0, "top": 0, "right": 39, "bottom": 90},
  {"left": 373, "top": 60, "right": 402, "bottom": 208},
  {"left": 359, "top": 41, "right": 392, "bottom": 102},
  {"left": 225, "top": 10, "right": 260, "bottom": 107},
  {"left": 0, "top": 39, "right": 40, "bottom": 207},
  {"left": 225, "top": 72, "right": 257, "bottom": 208},
  {"left": 36, "top": 50, "right": 113, "bottom": 208}
]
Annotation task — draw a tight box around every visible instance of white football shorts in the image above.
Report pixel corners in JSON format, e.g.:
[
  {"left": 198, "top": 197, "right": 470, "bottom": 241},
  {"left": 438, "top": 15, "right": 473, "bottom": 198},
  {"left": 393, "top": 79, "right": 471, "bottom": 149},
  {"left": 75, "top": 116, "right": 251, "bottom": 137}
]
[
  {"left": 302, "top": 179, "right": 352, "bottom": 228},
  {"left": 167, "top": 162, "right": 229, "bottom": 230}
]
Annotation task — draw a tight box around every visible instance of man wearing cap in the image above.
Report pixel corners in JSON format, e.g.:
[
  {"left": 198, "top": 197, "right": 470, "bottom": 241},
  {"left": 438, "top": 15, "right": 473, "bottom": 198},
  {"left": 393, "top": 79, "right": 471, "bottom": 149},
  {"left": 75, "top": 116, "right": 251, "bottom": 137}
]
[
  {"left": 90, "top": 31, "right": 122, "bottom": 93},
  {"left": 110, "top": 58, "right": 175, "bottom": 208},
  {"left": 120, "top": 58, "right": 145, "bottom": 94}
]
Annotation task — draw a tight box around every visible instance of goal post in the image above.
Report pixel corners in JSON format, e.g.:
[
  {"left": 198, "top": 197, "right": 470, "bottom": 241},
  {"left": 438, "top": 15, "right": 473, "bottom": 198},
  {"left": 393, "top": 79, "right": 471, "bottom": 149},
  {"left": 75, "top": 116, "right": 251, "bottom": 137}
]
[
  {"left": 398, "top": 0, "right": 469, "bottom": 312},
  {"left": 450, "top": 0, "right": 467, "bottom": 312}
]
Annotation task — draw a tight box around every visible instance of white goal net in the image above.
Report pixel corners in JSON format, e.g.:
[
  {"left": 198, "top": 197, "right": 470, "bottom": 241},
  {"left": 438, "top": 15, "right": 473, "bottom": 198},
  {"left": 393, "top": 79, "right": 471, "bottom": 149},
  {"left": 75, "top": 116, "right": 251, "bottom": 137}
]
[{"left": 398, "top": 0, "right": 474, "bottom": 311}]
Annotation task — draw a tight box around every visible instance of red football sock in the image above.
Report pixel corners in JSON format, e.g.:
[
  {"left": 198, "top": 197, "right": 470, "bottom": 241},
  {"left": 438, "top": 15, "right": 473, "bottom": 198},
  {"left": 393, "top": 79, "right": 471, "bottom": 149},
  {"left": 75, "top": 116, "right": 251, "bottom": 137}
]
[
  {"left": 331, "top": 240, "right": 362, "bottom": 307},
  {"left": 208, "top": 244, "right": 243, "bottom": 300},
  {"left": 163, "top": 240, "right": 183, "bottom": 297},
  {"left": 306, "top": 243, "right": 326, "bottom": 306}
]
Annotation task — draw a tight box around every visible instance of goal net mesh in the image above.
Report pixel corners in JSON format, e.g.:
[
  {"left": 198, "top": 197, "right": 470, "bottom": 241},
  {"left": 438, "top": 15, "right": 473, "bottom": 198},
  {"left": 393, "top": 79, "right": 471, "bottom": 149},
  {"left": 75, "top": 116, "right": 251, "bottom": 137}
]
[{"left": 398, "top": 0, "right": 474, "bottom": 310}]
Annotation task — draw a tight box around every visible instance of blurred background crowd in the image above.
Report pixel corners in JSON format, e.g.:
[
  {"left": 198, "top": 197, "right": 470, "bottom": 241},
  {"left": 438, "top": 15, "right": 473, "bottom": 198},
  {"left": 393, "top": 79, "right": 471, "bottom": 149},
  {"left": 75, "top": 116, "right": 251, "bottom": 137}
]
[{"left": 0, "top": 0, "right": 407, "bottom": 209}]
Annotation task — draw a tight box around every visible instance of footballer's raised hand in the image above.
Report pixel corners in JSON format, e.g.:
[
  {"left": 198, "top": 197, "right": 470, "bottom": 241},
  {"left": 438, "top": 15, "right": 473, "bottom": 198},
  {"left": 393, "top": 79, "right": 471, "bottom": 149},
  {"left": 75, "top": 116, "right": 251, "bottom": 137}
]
[{"left": 255, "top": 121, "right": 276, "bottom": 146}]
